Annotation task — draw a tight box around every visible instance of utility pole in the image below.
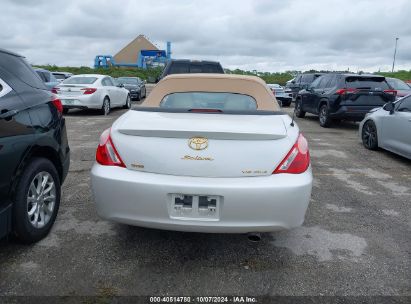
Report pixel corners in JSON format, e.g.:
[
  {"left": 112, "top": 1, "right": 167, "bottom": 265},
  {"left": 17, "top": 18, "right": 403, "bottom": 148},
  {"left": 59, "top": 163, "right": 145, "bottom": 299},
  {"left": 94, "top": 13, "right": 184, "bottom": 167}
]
[{"left": 392, "top": 37, "right": 399, "bottom": 72}]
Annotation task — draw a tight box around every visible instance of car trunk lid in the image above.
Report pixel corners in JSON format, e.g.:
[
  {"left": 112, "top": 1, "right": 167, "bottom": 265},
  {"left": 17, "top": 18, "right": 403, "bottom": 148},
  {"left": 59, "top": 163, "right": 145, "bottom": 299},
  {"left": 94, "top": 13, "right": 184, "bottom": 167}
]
[
  {"left": 340, "top": 76, "right": 395, "bottom": 106},
  {"left": 111, "top": 110, "right": 295, "bottom": 177},
  {"left": 57, "top": 84, "right": 90, "bottom": 97}
]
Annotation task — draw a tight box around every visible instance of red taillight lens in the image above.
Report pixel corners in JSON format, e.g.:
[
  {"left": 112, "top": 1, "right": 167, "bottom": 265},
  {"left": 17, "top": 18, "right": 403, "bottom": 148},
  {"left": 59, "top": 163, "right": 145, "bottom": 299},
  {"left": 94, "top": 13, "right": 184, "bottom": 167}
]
[
  {"left": 51, "top": 97, "right": 63, "bottom": 114},
  {"left": 51, "top": 87, "right": 60, "bottom": 94},
  {"left": 336, "top": 88, "right": 357, "bottom": 95},
  {"left": 96, "top": 129, "right": 126, "bottom": 167},
  {"left": 273, "top": 133, "right": 310, "bottom": 174},
  {"left": 383, "top": 89, "right": 397, "bottom": 96},
  {"left": 81, "top": 88, "right": 97, "bottom": 95}
]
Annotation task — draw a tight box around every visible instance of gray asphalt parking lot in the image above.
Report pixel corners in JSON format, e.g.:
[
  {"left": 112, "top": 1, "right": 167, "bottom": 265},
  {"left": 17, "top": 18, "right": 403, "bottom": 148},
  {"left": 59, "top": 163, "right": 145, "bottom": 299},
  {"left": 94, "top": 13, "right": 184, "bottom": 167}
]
[{"left": 0, "top": 90, "right": 410, "bottom": 297}]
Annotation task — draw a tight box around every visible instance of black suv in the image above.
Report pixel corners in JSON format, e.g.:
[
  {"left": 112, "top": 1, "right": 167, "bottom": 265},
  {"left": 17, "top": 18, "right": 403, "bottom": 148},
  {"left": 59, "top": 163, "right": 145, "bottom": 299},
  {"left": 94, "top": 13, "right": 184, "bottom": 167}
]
[
  {"left": 0, "top": 48, "right": 70, "bottom": 243},
  {"left": 158, "top": 59, "right": 224, "bottom": 81},
  {"left": 295, "top": 73, "right": 396, "bottom": 127},
  {"left": 285, "top": 73, "right": 324, "bottom": 101}
]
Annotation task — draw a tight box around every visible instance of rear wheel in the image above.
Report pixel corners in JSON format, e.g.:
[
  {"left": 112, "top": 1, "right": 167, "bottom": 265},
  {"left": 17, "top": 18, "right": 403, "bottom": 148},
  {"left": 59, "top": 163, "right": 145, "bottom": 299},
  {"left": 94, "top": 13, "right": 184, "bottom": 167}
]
[
  {"left": 295, "top": 99, "right": 306, "bottom": 118},
  {"left": 319, "top": 104, "right": 332, "bottom": 127},
  {"left": 362, "top": 120, "right": 378, "bottom": 150},
  {"left": 12, "top": 158, "right": 61, "bottom": 244},
  {"left": 123, "top": 95, "right": 131, "bottom": 109},
  {"left": 101, "top": 97, "right": 110, "bottom": 115}
]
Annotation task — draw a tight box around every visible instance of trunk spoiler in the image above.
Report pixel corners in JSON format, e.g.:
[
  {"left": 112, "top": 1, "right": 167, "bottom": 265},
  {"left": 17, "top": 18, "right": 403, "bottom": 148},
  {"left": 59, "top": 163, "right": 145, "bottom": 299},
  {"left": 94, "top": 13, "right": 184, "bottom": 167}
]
[{"left": 133, "top": 107, "right": 286, "bottom": 116}]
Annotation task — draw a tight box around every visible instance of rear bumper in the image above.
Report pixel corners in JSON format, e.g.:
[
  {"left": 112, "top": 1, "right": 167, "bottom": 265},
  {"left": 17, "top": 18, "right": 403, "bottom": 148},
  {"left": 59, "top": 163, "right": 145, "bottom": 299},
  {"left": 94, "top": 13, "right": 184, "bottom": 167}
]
[
  {"left": 60, "top": 95, "right": 102, "bottom": 109},
  {"left": 63, "top": 105, "right": 89, "bottom": 110},
  {"left": 276, "top": 96, "right": 292, "bottom": 104},
  {"left": 91, "top": 164, "right": 313, "bottom": 233},
  {"left": 0, "top": 203, "right": 12, "bottom": 240},
  {"left": 330, "top": 105, "right": 381, "bottom": 121}
]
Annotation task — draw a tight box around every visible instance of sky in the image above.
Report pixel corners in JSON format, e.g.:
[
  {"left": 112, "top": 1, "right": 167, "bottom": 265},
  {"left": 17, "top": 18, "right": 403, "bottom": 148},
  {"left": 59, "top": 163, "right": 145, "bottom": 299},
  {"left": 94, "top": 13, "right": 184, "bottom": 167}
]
[{"left": 1, "top": 0, "right": 410, "bottom": 73}]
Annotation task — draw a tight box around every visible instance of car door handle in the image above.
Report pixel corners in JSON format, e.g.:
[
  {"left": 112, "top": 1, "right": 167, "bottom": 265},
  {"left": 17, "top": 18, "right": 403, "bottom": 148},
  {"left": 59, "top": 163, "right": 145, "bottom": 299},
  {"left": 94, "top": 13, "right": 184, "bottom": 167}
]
[{"left": 0, "top": 109, "right": 18, "bottom": 120}]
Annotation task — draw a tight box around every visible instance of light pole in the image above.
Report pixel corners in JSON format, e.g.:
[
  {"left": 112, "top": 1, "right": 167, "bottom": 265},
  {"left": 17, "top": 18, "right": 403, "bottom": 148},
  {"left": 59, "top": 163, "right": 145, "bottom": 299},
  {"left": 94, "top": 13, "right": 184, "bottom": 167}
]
[{"left": 392, "top": 37, "right": 399, "bottom": 72}]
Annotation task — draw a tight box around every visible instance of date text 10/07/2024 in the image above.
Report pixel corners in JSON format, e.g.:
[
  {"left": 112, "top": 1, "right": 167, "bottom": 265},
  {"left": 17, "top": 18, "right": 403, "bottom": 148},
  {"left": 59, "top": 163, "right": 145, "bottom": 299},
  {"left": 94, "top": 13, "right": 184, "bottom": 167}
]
[{"left": 149, "top": 296, "right": 258, "bottom": 303}]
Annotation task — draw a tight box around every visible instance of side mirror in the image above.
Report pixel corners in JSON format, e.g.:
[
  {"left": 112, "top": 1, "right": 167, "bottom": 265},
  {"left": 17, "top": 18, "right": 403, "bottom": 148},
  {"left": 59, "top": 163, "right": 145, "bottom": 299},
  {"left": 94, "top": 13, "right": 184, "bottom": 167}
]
[{"left": 384, "top": 102, "right": 395, "bottom": 114}]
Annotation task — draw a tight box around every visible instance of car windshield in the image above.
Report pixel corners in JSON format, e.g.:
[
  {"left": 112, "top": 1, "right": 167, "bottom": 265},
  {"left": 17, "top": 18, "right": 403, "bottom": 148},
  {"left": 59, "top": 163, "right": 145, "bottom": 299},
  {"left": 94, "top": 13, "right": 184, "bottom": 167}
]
[
  {"left": 160, "top": 92, "right": 257, "bottom": 111},
  {"left": 118, "top": 78, "right": 138, "bottom": 84},
  {"left": 387, "top": 78, "right": 410, "bottom": 90},
  {"left": 63, "top": 77, "right": 97, "bottom": 84},
  {"left": 345, "top": 77, "right": 389, "bottom": 90}
]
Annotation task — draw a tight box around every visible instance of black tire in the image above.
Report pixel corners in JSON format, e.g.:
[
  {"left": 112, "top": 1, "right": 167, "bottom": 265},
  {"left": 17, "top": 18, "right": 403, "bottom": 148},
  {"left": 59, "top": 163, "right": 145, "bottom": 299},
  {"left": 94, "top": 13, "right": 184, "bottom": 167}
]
[
  {"left": 63, "top": 108, "right": 69, "bottom": 115},
  {"left": 12, "top": 158, "right": 61, "bottom": 244},
  {"left": 319, "top": 104, "right": 332, "bottom": 127},
  {"left": 101, "top": 97, "right": 110, "bottom": 115},
  {"left": 143, "top": 87, "right": 146, "bottom": 98},
  {"left": 295, "top": 99, "right": 306, "bottom": 118},
  {"left": 362, "top": 120, "right": 379, "bottom": 150},
  {"left": 123, "top": 95, "right": 131, "bottom": 109}
]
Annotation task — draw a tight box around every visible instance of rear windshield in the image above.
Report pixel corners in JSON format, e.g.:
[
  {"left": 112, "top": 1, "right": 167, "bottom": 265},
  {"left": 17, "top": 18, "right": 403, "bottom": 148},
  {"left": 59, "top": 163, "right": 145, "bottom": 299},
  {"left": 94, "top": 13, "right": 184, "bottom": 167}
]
[
  {"left": 36, "top": 71, "right": 50, "bottom": 82},
  {"left": 345, "top": 77, "right": 389, "bottom": 90},
  {"left": 168, "top": 63, "right": 223, "bottom": 74},
  {"left": 118, "top": 78, "right": 139, "bottom": 84},
  {"left": 160, "top": 92, "right": 257, "bottom": 111},
  {"left": 53, "top": 73, "right": 66, "bottom": 80},
  {"left": 386, "top": 78, "right": 410, "bottom": 90},
  {"left": 63, "top": 77, "right": 97, "bottom": 84}
]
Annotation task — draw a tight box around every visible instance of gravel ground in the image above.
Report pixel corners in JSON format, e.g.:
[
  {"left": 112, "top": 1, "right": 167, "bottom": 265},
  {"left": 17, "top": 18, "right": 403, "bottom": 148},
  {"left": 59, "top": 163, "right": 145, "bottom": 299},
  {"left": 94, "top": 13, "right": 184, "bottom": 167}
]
[{"left": 1, "top": 88, "right": 410, "bottom": 298}]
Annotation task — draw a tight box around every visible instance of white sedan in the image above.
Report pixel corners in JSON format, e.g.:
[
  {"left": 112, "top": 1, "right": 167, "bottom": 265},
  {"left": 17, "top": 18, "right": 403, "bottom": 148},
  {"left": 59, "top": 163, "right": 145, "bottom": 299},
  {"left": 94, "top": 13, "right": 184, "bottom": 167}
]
[
  {"left": 55, "top": 74, "right": 131, "bottom": 115},
  {"left": 91, "top": 74, "right": 313, "bottom": 233},
  {"left": 360, "top": 95, "right": 411, "bottom": 159}
]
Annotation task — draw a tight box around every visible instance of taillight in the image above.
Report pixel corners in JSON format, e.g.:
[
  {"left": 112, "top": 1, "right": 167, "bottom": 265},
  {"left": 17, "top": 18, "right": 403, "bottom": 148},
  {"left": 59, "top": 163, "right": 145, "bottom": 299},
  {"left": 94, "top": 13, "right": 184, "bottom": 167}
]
[
  {"left": 96, "top": 129, "right": 126, "bottom": 167},
  {"left": 51, "top": 97, "right": 63, "bottom": 114},
  {"left": 51, "top": 87, "right": 60, "bottom": 94},
  {"left": 81, "top": 88, "right": 97, "bottom": 95},
  {"left": 273, "top": 133, "right": 310, "bottom": 174},
  {"left": 383, "top": 89, "right": 397, "bottom": 96},
  {"left": 336, "top": 88, "right": 357, "bottom": 95}
]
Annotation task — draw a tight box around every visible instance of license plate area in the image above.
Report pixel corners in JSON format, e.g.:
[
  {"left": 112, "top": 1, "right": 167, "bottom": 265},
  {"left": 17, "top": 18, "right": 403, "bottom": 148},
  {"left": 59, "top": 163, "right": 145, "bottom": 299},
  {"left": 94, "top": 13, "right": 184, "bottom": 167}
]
[
  {"left": 61, "top": 99, "right": 76, "bottom": 105},
  {"left": 169, "top": 194, "right": 221, "bottom": 221}
]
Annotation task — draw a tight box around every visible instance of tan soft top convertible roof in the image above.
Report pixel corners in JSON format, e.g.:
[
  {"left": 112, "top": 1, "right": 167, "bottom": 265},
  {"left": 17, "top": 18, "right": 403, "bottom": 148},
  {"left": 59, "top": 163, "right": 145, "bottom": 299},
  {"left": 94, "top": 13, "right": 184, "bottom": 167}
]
[{"left": 144, "top": 74, "right": 279, "bottom": 111}]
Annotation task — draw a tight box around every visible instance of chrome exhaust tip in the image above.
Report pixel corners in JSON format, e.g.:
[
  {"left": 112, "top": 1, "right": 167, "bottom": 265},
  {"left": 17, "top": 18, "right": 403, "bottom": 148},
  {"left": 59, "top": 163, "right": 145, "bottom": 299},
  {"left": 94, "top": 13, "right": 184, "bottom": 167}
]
[{"left": 247, "top": 232, "right": 262, "bottom": 242}]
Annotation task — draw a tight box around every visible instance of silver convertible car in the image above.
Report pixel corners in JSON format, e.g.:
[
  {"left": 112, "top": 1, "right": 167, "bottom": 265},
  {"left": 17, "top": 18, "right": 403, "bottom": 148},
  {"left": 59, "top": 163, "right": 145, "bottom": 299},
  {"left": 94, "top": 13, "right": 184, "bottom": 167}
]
[
  {"left": 91, "top": 74, "right": 312, "bottom": 234},
  {"left": 360, "top": 94, "right": 411, "bottom": 159}
]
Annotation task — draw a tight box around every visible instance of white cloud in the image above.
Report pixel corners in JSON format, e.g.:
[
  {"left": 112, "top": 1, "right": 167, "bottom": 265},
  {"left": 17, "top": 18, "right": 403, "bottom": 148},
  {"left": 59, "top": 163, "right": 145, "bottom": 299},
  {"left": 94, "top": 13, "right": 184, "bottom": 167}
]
[{"left": 1, "top": 0, "right": 410, "bottom": 72}]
